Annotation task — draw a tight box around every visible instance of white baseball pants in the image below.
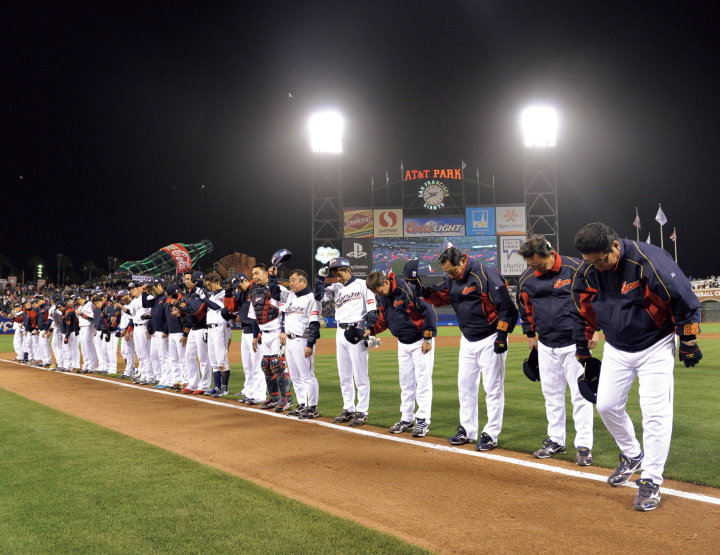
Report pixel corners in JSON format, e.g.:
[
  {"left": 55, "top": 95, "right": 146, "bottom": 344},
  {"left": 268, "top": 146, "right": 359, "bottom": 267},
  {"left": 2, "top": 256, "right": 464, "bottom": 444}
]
[
  {"left": 150, "top": 333, "right": 169, "bottom": 383},
  {"left": 335, "top": 328, "right": 370, "bottom": 414},
  {"left": 398, "top": 338, "right": 434, "bottom": 423},
  {"left": 458, "top": 333, "right": 506, "bottom": 442},
  {"left": 596, "top": 333, "right": 675, "bottom": 485},
  {"left": 240, "top": 332, "right": 265, "bottom": 400},
  {"left": 285, "top": 337, "right": 318, "bottom": 407},
  {"left": 167, "top": 333, "right": 186, "bottom": 384},
  {"left": 61, "top": 335, "right": 78, "bottom": 370},
  {"left": 120, "top": 335, "right": 135, "bottom": 376},
  {"left": 133, "top": 325, "right": 152, "bottom": 379},
  {"left": 207, "top": 325, "right": 229, "bottom": 371},
  {"left": 185, "top": 328, "right": 212, "bottom": 391},
  {"left": 538, "top": 342, "right": 594, "bottom": 448},
  {"left": 79, "top": 327, "right": 98, "bottom": 371}
]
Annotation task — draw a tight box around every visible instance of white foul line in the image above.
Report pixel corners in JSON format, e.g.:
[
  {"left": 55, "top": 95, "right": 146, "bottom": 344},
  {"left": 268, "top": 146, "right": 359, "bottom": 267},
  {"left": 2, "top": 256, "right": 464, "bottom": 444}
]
[{"left": 3, "top": 359, "right": 719, "bottom": 507}]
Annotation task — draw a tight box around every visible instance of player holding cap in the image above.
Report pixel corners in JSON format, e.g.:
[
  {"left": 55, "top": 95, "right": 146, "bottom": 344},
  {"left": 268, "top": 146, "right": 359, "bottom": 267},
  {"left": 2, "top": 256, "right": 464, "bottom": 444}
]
[
  {"left": 421, "top": 246, "right": 518, "bottom": 450},
  {"left": 367, "top": 262, "right": 437, "bottom": 438},
  {"left": 280, "top": 269, "right": 322, "bottom": 419},
  {"left": 315, "top": 257, "right": 378, "bottom": 427},
  {"left": 517, "top": 235, "right": 595, "bottom": 465},
  {"left": 572, "top": 222, "right": 702, "bottom": 512}
]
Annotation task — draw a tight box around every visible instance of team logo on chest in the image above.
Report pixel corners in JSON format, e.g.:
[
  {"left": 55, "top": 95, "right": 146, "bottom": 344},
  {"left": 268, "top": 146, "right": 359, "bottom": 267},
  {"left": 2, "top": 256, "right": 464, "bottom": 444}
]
[
  {"left": 554, "top": 279, "right": 571, "bottom": 289},
  {"left": 461, "top": 285, "right": 477, "bottom": 295},
  {"left": 336, "top": 291, "right": 362, "bottom": 308},
  {"left": 620, "top": 280, "right": 640, "bottom": 294}
]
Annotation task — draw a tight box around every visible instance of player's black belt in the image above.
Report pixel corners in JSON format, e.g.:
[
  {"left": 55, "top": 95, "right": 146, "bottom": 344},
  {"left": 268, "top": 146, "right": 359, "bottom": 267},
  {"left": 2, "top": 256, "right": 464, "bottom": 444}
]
[
  {"left": 207, "top": 323, "right": 223, "bottom": 328},
  {"left": 287, "top": 333, "right": 308, "bottom": 339},
  {"left": 339, "top": 322, "right": 364, "bottom": 329}
]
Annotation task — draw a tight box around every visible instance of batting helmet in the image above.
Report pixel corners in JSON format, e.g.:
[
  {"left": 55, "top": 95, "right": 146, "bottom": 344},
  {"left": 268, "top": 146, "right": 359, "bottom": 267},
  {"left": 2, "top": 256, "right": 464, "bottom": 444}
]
[
  {"left": 328, "top": 257, "right": 351, "bottom": 270},
  {"left": 577, "top": 357, "right": 602, "bottom": 404},
  {"left": 271, "top": 248, "right": 293, "bottom": 267},
  {"left": 343, "top": 326, "right": 365, "bottom": 345},
  {"left": 522, "top": 347, "right": 540, "bottom": 382}
]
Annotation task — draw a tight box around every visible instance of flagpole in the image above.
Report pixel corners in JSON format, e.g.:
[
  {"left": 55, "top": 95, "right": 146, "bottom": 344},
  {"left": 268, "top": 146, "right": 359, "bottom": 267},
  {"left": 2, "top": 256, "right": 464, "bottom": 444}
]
[{"left": 634, "top": 206, "right": 640, "bottom": 241}]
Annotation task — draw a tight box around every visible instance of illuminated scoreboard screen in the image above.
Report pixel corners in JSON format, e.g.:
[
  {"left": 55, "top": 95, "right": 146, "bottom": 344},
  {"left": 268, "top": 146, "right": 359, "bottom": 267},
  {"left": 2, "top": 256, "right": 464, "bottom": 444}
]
[{"left": 372, "top": 236, "right": 498, "bottom": 276}]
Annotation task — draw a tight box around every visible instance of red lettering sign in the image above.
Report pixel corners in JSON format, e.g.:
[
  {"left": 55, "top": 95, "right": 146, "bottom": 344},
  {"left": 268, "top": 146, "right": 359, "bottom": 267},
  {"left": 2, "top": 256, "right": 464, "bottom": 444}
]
[{"left": 161, "top": 244, "right": 193, "bottom": 274}]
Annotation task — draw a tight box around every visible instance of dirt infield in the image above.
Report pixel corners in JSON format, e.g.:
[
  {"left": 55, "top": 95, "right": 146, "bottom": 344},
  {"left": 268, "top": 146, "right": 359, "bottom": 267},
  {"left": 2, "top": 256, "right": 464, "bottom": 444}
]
[{"left": 1, "top": 360, "right": 718, "bottom": 553}]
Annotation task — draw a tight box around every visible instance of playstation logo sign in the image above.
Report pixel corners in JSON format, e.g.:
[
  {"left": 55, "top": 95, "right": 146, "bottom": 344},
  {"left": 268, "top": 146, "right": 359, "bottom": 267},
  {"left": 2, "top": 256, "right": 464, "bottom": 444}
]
[{"left": 346, "top": 242, "right": 368, "bottom": 258}]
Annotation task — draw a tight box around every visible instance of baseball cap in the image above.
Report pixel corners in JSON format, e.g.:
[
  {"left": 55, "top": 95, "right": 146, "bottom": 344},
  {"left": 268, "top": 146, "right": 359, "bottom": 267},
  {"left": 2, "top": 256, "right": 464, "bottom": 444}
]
[
  {"left": 231, "top": 272, "right": 248, "bottom": 286},
  {"left": 116, "top": 289, "right": 130, "bottom": 297},
  {"left": 166, "top": 283, "right": 179, "bottom": 295}
]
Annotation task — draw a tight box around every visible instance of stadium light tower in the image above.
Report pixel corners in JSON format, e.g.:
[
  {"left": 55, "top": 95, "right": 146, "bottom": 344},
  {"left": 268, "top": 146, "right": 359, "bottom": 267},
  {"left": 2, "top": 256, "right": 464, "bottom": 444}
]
[
  {"left": 309, "top": 110, "right": 344, "bottom": 276},
  {"left": 521, "top": 105, "right": 560, "bottom": 250}
]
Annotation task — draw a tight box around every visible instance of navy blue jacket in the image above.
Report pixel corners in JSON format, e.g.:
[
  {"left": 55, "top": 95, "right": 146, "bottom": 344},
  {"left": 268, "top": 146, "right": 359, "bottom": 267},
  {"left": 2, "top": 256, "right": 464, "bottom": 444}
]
[
  {"left": 518, "top": 253, "right": 582, "bottom": 348},
  {"left": 164, "top": 302, "right": 184, "bottom": 334},
  {"left": 372, "top": 273, "right": 437, "bottom": 344},
  {"left": 142, "top": 292, "right": 169, "bottom": 335},
  {"left": 423, "top": 258, "right": 517, "bottom": 341},
  {"left": 571, "top": 239, "right": 700, "bottom": 352}
]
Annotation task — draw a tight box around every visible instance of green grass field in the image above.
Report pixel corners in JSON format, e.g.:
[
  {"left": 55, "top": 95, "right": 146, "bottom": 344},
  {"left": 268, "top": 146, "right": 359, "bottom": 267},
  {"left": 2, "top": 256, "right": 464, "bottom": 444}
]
[
  {"left": 0, "top": 390, "right": 428, "bottom": 554},
  {"left": 1, "top": 326, "right": 718, "bottom": 488}
]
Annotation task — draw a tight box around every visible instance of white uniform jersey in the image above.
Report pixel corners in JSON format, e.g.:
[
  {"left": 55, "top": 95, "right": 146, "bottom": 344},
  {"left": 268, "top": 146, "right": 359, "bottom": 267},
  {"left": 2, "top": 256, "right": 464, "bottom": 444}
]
[
  {"left": 205, "top": 289, "right": 226, "bottom": 325},
  {"left": 127, "top": 296, "right": 151, "bottom": 324},
  {"left": 321, "top": 277, "right": 376, "bottom": 324},
  {"left": 77, "top": 301, "right": 95, "bottom": 327},
  {"left": 281, "top": 291, "right": 321, "bottom": 337},
  {"left": 49, "top": 305, "right": 63, "bottom": 331},
  {"left": 119, "top": 309, "right": 133, "bottom": 330},
  {"left": 247, "top": 284, "right": 288, "bottom": 332}
]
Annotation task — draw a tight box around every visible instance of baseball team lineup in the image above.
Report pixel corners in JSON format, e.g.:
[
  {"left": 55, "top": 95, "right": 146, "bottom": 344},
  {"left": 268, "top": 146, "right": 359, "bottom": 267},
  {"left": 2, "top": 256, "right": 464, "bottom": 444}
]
[{"left": 7, "top": 222, "right": 702, "bottom": 514}]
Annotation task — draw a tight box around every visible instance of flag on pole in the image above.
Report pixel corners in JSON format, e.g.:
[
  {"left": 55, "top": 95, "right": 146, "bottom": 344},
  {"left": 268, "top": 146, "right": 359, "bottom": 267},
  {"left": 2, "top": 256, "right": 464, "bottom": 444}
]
[
  {"left": 646, "top": 233, "right": 651, "bottom": 244},
  {"left": 633, "top": 208, "right": 641, "bottom": 230},
  {"left": 461, "top": 160, "right": 467, "bottom": 170},
  {"left": 655, "top": 205, "right": 668, "bottom": 226},
  {"left": 400, "top": 161, "right": 404, "bottom": 172},
  {"left": 385, "top": 170, "right": 389, "bottom": 185},
  {"left": 670, "top": 228, "right": 677, "bottom": 242}
]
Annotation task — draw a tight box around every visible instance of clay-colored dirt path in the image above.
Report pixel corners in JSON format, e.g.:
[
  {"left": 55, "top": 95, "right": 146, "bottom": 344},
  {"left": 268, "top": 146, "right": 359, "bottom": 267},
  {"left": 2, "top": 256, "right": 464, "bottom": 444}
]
[{"left": 1, "top": 360, "right": 718, "bottom": 553}]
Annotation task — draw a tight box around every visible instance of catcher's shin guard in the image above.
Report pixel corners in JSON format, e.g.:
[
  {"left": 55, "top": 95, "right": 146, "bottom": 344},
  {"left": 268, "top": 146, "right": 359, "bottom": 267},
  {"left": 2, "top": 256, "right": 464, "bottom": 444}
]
[{"left": 276, "top": 369, "right": 292, "bottom": 405}]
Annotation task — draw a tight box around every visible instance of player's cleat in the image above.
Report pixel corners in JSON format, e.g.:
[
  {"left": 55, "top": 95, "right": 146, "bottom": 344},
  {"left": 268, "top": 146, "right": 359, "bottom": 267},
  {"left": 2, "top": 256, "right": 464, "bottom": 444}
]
[
  {"left": 389, "top": 420, "right": 414, "bottom": 434},
  {"left": 259, "top": 399, "right": 278, "bottom": 410},
  {"left": 299, "top": 406, "right": 320, "bottom": 419},
  {"left": 212, "top": 386, "right": 228, "bottom": 398},
  {"left": 234, "top": 393, "right": 248, "bottom": 403},
  {"left": 576, "top": 446, "right": 593, "bottom": 466},
  {"left": 153, "top": 384, "right": 167, "bottom": 389},
  {"left": 448, "top": 425, "right": 470, "bottom": 445},
  {"left": 244, "top": 398, "right": 261, "bottom": 405},
  {"left": 274, "top": 399, "right": 293, "bottom": 413},
  {"left": 633, "top": 479, "right": 661, "bottom": 511},
  {"left": 412, "top": 418, "right": 429, "bottom": 438},
  {"left": 350, "top": 412, "right": 368, "bottom": 427},
  {"left": 206, "top": 387, "right": 218, "bottom": 396},
  {"left": 333, "top": 410, "right": 355, "bottom": 423},
  {"left": 607, "top": 452, "right": 644, "bottom": 486},
  {"left": 287, "top": 404, "right": 306, "bottom": 417},
  {"left": 181, "top": 387, "right": 193, "bottom": 394},
  {"left": 477, "top": 432, "right": 498, "bottom": 452},
  {"left": 192, "top": 389, "right": 205, "bottom": 395},
  {"left": 532, "top": 437, "right": 566, "bottom": 459}
]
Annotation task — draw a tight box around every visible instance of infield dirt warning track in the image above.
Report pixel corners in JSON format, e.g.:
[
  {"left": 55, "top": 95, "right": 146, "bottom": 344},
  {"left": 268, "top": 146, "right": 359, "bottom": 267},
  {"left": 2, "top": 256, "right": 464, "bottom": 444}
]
[{"left": 1, "top": 360, "right": 719, "bottom": 554}]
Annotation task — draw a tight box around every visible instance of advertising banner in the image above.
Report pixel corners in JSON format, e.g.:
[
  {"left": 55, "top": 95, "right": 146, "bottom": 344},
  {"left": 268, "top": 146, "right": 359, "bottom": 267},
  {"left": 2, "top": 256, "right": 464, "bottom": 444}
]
[
  {"left": 0, "top": 315, "right": 14, "bottom": 334},
  {"left": 495, "top": 205, "right": 527, "bottom": 236},
  {"left": 343, "top": 209, "right": 374, "bottom": 238},
  {"left": 499, "top": 236, "right": 528, "bottom": 276},
  {"left": 404, "top": 217, "right": 465, "bottom": 237},
  {"left": 465, "top": 206, "right": 496, "bottom": 236},
  {"left": 342, "top": 238, "right": 373, "bottom": 277},
  {"left": 373, "top": 209, "right": 403, "bottom": 238}
]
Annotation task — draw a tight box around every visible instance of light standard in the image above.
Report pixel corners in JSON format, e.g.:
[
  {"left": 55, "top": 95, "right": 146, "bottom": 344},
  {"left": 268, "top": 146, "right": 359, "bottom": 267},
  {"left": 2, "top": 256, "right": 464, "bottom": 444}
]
[
  {"left": 521, "top": 105, "right": 560, "bottom": 250},
  {"left": 56, "top": 254, "right": 63, "bottom": 286},
  {"left": 308, "top": 110, "right": 344, "bottom": 276}
]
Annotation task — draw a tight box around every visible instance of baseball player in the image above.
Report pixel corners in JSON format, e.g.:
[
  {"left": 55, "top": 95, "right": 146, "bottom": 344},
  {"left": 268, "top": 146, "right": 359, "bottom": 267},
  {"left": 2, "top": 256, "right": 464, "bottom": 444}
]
[
  {"left": 102, "top": 293, "right": 122, "bottom": 374},
  {"left": 142, "top": 279, "right": 171, "bottom": 387},
  {"left": 35, "top": 298, "right": 53, "bottom": 367},
  {"left": 119, "top": 283, "right": 152, "bottom": 383},
  {"left": 76, "top": 294, "right": 99, "bottom": 373},
  {"left": 572, "top": 222, "right": 702, "bottom": 512},
  {"left": 10, "top": 302, "right": 25, "bottom": 361},
  {"left": 280, "top": 269, "right": 322, "bottom": 419},
  {"left": 203, "top": 272, "right": 231, "bottom": 396},
  {"left": 164, "top": 283, "right": 187, "bottom": 388},
  {"left": 517, "top": 235, "right": 595, "bottom": 465},
  {"left": 60, "top": 298, "right": 79, "bottom": 372},
  {"left": 176, "top": 271, "right": 218, "bottom": 395},
  {"left": 248, "top": 263, "right": 291, "bottom": 411},
  {"left": 114, "top": 289, "right": 136, "bottom": 378},
  {"left": 314, "top": 257, "right": 378, "bottom": 427},
  {"left": 421, "top": 247, "right": 518, "bottom": 450},
  {"left": 367, "top": 266, "right": 437, "bottom": 437},
  {"left": 92, "top": 294, "right": 110, "bottom": 373},
  {"left": 49, "top": 297, "right": 65, "bottom": 369},
  {"left": 227, "top": 273, "right": 266, "bottom": 405},
  {"left": 21, "top": 299, "right": 38, "bottom": 364}
]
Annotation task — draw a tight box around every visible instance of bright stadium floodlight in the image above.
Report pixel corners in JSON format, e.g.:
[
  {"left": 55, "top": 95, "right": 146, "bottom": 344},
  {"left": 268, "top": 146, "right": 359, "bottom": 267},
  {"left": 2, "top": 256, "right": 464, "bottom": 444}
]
[
  {"left": 309, "top": 111, "right": 344, "bottom": 153},
  {"left": 521, "top": 105, "right": 558, "bottom": 147}
]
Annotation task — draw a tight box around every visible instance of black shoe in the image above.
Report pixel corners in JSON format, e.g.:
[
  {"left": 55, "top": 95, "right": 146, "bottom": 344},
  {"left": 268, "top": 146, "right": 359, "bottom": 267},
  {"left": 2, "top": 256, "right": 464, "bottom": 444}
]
[
  {"left": 299, "top": 406, "right": 320, "bottom": 419},
  {"left": 389, "top": 420, "right": 414, "bottom": 434},
  {"left": 350, "top": 412, "right": 368, "bottom": 427},
  {"left": 476, "top": 432, "right": 498, "bottom": 451},
  {"left": 633, "top": 479, "right": 661, "bottom": 511},
  {"left": 258, "top": 399, "right": 278, "bottom": 410},
  {"left": 607, "top": 452, "right": 643, "bottom": 486},
  {"left": 287, "top": 404, "right": 306, "bottom": 417},
  {"left": 576, "top": 446, "right": 593, "bottom": 466},
  {"left": 333, "top": 410, "right": 355, "bottom": 423},
  {"left": 412, "top": 418, "right": 429, "bottom": 438},
  {"left": 449, "top": 425, "right": 469, "bottom": 445},
  {"left": 532, "top": 437, "right": 566, "bottom": 459}
]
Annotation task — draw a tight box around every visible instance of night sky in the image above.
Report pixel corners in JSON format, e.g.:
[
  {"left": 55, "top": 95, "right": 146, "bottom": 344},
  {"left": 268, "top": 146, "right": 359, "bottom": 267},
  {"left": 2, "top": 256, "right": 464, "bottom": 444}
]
[{"left": 5, "top": 2, "right": 719, "bottom": 280}]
